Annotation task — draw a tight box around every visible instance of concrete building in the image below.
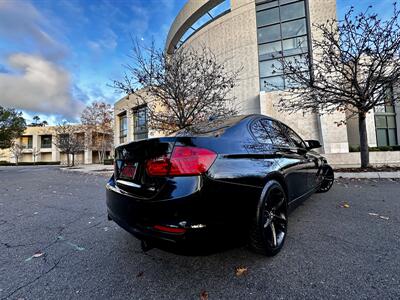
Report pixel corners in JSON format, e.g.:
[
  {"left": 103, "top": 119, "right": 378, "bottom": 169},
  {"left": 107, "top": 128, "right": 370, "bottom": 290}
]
[
  {"left": 114, "top": 95, "right": 149, "bottom": 147},
  {"left": 1, "top": 125, "right": 112, "bottom": 165},
  {"left": 114, "top": 0, "right": 400, "bottom": 167}
]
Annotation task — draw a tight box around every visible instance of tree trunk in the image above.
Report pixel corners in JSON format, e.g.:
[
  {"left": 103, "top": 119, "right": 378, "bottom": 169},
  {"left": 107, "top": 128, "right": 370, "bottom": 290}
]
[
  {"left": 358, "top": 112, "right": 369, "bottom": 168},
  {"left": 67, "top": 153, "right": 70, "bottom": 167},
  {"left": 72, "top": 153, "right": 75, "bottom": 167}
]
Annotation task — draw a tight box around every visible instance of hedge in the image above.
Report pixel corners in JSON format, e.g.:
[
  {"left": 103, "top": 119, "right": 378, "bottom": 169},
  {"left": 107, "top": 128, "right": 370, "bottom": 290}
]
[
  {"left": 103, "top": 159, "right": 114, "bottom": 165},
  {"left": 349, "top": 145, "right": 400, "bottom": 152},
  {"left": 0, "top": 161, "right": 61, "bottom": 166}
]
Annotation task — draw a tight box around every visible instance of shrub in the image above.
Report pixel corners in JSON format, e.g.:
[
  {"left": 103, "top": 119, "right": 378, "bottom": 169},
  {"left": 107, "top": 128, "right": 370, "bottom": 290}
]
[
  {"left": 103, "top": 158, "right": 114, "bottom": 165},
  {"left": 0, "top": 161, "right": 61, "bottom": 166},
  {"left": 349, "top": 146, "right": 360, "bottom": 152},
  {"left": 349, "top": 145, "right": 400, "bottom": 152}
]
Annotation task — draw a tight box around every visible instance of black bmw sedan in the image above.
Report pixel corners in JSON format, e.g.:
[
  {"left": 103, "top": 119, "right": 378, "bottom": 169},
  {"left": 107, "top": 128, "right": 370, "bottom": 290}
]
[{"left": 106, "top": 114, "right": 334, "bottom": 256}]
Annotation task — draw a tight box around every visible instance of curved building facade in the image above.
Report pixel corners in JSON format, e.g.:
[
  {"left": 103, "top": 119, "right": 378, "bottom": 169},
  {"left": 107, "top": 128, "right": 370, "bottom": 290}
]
[
  {"left": 114, "top": 0, "right": 400, "bottom": 167},
  {"left": 165, "top": 0, "right": 351, "bottom": 154}
]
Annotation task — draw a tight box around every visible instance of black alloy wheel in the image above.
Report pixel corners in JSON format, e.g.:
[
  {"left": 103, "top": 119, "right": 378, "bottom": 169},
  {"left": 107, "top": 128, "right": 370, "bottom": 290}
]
[
  {"left": 317, "top": 166, "right": 334, "bottom": 193},
  {"left": 249, "top": 180, "right": 288, "bottom": 256}
]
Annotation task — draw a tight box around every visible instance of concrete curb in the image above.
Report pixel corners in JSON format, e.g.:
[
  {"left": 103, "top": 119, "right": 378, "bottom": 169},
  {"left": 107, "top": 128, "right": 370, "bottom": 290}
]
[{"left": 335, "top": 171, "right": 400, "bottom": 179}]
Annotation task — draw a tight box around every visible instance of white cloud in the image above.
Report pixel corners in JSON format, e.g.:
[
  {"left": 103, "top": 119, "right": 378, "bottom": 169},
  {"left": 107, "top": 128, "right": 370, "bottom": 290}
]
[{"left": 0, "top": 53, "right": 85, "bottom": 118}]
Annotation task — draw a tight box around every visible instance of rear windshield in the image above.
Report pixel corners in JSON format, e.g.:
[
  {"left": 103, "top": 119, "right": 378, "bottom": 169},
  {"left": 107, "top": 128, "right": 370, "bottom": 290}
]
[{"left": 172, "top": 116, "right": 246, "bottom": 137}]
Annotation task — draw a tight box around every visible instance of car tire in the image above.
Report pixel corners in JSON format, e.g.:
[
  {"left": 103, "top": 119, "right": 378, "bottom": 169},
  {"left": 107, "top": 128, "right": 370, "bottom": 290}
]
[
  {"left": 317, "top": 165, "right": 334, "bottom": 193},
  {"left": 249, "top": 180, "right": 288, "bottom": 256}
]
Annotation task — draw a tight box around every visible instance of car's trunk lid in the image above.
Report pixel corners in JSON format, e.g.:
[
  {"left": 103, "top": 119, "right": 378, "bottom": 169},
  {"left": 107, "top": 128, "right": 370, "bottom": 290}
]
[{"left": 114, "top": 137, "right": 176, "bottom": 199}]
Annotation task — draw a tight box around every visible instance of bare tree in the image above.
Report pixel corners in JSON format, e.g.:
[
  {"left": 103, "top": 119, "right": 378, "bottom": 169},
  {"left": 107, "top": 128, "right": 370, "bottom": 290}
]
[
  {"left": 113, "top": 40, "right": 241, "bottom": 133},
  {"left": 53, "top": 122, "right": 85, "bottom": 167},
  {"left": 266, "top": 4, "right": 400, "bottom": 168},
  {"left": 80, "top": 101, "right": 113, "bottom": 163},
  {"left": 10, "top": 142, "right": 24, "bottom": 165}
]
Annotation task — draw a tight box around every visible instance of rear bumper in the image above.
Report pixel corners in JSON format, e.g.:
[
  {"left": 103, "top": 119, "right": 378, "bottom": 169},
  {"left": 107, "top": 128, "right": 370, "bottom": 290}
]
[
  {"left": 106, "top": 178, "right": 218, "bottom": 244},
  {"left": 106, "top": 173, "right": 262, "bottom": 246}
]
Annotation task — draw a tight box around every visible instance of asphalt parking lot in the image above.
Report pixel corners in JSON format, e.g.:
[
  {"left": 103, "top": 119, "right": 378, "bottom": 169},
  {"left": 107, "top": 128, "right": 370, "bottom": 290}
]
[{"left": 0, "top": 166, "right": 399, "bottom": 299}]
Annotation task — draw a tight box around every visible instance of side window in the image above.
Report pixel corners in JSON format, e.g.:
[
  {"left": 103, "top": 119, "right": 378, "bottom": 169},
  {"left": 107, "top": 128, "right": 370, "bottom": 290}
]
[
  {"left": 282, "top": 124, "right": 306, "bottom": 148},
  {"left": 262, "top": 119, "right": 292, "bottom": 147},
  {"left": 251, "top": 120, "right": 273, "bottom": 144}
]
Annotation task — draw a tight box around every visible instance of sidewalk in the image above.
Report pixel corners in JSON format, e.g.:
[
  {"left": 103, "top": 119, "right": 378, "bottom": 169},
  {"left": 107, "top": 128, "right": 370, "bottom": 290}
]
[
  {"left": 335, "top": 171, "right": 400, "bottom": 179},
  {"left": 60, "top": 164, "right": 113, "bottom": 175}
]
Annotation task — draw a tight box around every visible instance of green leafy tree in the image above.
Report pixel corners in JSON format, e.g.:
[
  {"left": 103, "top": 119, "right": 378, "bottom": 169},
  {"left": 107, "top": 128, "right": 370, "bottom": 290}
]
[
  {"left": 33, "top": 115, "right": 40, "bottom": 125},
  {"left": 0, "top": 106, "right": 26, "bottom": 149}
]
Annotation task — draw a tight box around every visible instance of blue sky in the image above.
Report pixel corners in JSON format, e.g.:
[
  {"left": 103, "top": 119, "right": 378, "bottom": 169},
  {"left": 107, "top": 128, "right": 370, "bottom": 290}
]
[{"left": 0, "top": 0, "right": 395, "bottom": 124}]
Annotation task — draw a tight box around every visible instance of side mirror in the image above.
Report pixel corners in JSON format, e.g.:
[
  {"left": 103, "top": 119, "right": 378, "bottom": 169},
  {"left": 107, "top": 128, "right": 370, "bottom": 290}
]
[{"left": 305, "top": 140, "right": 321, "bottom": 150}]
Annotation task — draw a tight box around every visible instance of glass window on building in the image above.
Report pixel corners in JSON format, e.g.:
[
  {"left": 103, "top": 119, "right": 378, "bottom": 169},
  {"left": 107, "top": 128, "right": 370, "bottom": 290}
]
[
  {"left": 20, "top": 136, "right": 33, "bottom": 149},
  {"left": 119, "top": 113, "right": 127, "bottom": 144},
  {"left": 374, "top": 86, "right": 397, "bottom": 146},
  {"left": 176, "top": 0, "right": 230, "bottom": 48},
  {"left": 133, "top": 105, "right": 148, "bottom": 141},
  {"left": 41, "top": 135, "right": 52, "bottom": 148},
  {"left": 59, "top": 133, "right": 69, "bottom": 144},
  {"left": 256, "top": 0, "right": 310, "bottom": 92}
]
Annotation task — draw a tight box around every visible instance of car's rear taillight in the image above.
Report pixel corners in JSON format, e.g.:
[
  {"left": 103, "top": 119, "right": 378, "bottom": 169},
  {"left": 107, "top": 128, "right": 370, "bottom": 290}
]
[
  {"left": 146, "top": 146, "right": 217, "bottom": 176},
  {"left": 145, "top": 155, "right": 170, "bottom": 176}
]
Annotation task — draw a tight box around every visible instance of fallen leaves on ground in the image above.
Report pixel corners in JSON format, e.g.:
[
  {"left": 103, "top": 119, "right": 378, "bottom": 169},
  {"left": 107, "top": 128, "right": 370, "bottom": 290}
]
[
  {"left": 136, "top": 271, "right": 144, "bottom": 278},
  {"left": 32, "top": 251, "right": 44, "bottom": 258},
  {"left": 235, "top": 266, "right": 248, "bottom": 277},
  {"left": 25, "top": 250, "right": 44, "bottom": 262},
  {"left": 340, "top": 202, "right": 350, "bottom": 208},
  {"left": 200, "top": 290, "right": 208, "bottom": 300}
]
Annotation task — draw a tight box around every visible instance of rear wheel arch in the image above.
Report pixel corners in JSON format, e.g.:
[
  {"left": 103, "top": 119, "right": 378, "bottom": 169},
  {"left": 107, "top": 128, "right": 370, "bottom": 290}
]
[
  {"left": 250, "top": 178, "right": 288, "bottom": 256},
  {"left": 257, "top": 176, "right": 287, "bottom": 221},
  {"left": 262, "top": 173, "right": 288, "bottom": 202}
]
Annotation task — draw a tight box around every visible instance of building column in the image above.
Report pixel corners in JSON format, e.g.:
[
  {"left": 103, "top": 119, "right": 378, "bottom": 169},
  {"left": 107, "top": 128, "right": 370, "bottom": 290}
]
[
  {"left": 366, "top": 111, "right": 377, "bottom": 147},
  {"left": 127, "top": 109, "right": 134, "bottom": 143},
  {"left": 51, "top": 135, "right": 59, "bottom": 161},
  {"left": 84, "top": 150, "right": 92, "bottom": 164},
  {"left": 32, "top": 134, "right": 39, "bottom": 162},
  {"left": 319, "top": 112, "right": 349, "bottom": 153},
  {"left": 84, "top": 131, "right": 92, "bottom": 164}
]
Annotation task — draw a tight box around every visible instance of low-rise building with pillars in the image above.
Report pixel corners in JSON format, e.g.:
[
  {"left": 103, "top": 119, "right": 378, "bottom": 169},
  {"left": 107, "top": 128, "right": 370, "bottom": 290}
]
[
  {"left": 1, "top": 125, "right": 112, "bottom": 165},
  {"left": 114, "top": 0, "right": 400, "bottom": 167}
]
